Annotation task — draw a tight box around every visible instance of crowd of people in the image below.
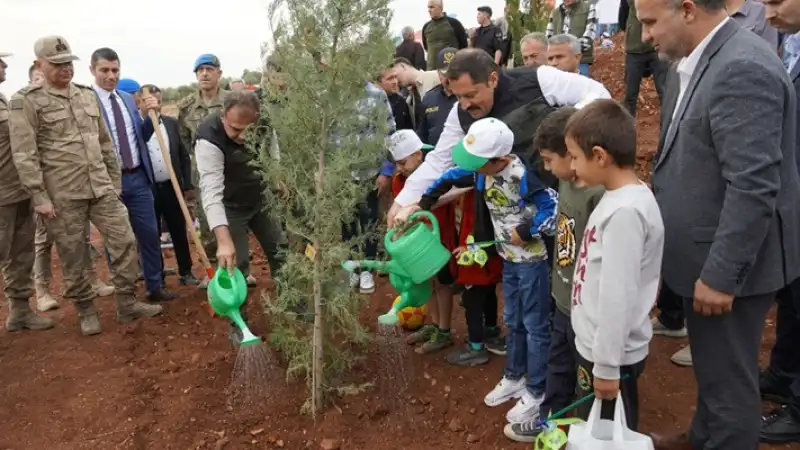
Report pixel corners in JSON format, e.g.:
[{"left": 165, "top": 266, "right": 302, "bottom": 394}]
[
  {"left": 383, "top": 0, "right": 800, "bottom": 448},
  {"left": 1, "top": 0, "right": 800, "bottom": 448}
]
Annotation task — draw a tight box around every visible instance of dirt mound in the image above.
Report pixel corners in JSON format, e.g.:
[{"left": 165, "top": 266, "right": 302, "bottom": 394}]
[{"left": 592, "top": 35, "right": 661, "bottom": 181}]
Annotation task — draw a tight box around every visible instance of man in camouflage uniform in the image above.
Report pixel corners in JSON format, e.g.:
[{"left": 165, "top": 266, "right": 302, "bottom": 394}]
[
  {"left": 177, "top": 53, "right": 232, "bottom": 289},
  {"left": 0, "top": 52, "right": 54, "bottom": 331},
  {"left": 26, "top": 64, "right": 115, "bottom": 312},
  {"left": 9, "top": 36, "right": 162, "bottom": 336}
]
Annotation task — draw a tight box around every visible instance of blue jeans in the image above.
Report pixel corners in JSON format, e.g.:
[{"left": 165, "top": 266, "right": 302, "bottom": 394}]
[
  {"left": 598, "top": 23, "right": 619, "bottom": 36},
  {"left": 503, "top": 260, "right": 552, "bottom": 397},
  {"left": 579, "top": 63, "right": 591, "bottom": 77}
]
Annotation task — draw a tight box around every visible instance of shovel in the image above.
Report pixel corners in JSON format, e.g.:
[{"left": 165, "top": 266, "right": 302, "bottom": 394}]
[{"left": 141, "top": 87, "right": 216, "bottom": 315}]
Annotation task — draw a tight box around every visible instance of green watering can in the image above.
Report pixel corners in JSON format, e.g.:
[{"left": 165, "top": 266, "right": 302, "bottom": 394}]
[
  {"left": 207, "top": 267, "right": 260, "bottom": 345},
  {"left": 341, "top": 211, "right": 450, "bottom": 326}
]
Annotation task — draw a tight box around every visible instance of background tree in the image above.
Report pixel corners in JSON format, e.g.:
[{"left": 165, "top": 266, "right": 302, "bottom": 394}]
[
  {"left": 506, "top": 0, "right": 552, "bottom": 66},
  {"left": 257, "top": 0, "right": 394, "bottom": 415}
]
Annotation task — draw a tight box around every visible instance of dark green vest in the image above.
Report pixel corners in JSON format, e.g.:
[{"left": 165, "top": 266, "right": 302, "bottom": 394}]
[
  {"left": 551, "top": 1, "right": 594, "bottom": 65},
  {"left": 195, "top": 112, "right": 264, "bottom": 210}
]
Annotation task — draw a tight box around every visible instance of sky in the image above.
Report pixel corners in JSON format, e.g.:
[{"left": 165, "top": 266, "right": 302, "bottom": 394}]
[{"left": 0, "top": 0, "right": 507, "bottom": 97}]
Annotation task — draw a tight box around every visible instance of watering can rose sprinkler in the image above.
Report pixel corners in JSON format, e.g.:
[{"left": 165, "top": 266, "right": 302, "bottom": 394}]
[
  {"left": 207, "top": 267, "right": 261, "bottom": 345},
  {"left": 341, "top": 211, "right": 451, "bottom": 325}
]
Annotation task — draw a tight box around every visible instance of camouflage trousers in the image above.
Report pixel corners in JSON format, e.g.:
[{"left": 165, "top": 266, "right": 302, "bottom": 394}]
[
  {"left": 34, "top": 215, "right": 96, "bottom": 286},
  {"left": 0, "top": 199, "right": 35, "bottom": 301},
  {"left": 191, "top": 160, "right": 217, "bottom": 264},
  {"left": 45, "top": 194, "right": 138, "bottom": 303}
]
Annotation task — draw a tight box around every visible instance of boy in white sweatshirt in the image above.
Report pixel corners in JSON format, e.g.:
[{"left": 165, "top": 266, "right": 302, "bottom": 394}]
[{"left": 564, "top": 99, "right": 664, "bottom": 429}]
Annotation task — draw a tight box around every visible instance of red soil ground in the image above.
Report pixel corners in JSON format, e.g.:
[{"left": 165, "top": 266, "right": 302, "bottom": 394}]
[{"left": 1, "top": 41, "right": 797, "bottom": 449}]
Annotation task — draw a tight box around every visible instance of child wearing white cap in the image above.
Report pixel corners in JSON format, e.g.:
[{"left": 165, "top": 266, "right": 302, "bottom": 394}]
[
  {"left": 389, "top": 130, "right": 459, "bottom": 354},
  {"left": 415, "top": 118, "right": 558, "bottom": 424}
]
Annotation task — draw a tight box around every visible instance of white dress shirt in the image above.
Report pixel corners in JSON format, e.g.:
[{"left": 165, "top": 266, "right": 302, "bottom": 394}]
[
  {"left": 146, "top": 120, "right": 171, "bottom": 183},
  {"left": 195, "top": 139, "right": 228, "bottom": 230},
  {"left": 93, "top": 86, "right": 141, "bottom": 168},
  {"left": 393, "top": 64, "right": 612, "bottom": 206},
  {"left": 672, "top": 18, "right": 730, "bottom": 121}
]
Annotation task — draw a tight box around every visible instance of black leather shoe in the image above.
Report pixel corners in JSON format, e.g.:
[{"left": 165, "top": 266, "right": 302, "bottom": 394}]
[
  {"left": 760, "top": 406, "right": 800, "bottom": 444},
  {"left": 761, "top": 370, "right": 791, "bottom": 404},
  {"left": 148, "top": 288, "right": 176, "bottom": 302},
  {"left": 179, "top": 274, "right": 199, "bottom": 286}
]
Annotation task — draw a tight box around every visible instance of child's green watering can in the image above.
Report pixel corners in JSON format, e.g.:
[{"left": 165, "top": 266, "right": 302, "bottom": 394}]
[
  {"left": 207, "top": 267, "right": 260, "bottom": 345},
  {"left": 383, "top": 211, "right": 451, "bottom": 284}
]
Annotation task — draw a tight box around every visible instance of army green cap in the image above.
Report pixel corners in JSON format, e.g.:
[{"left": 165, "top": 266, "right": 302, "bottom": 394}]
[{"left": 34, "top": 35, "right": 79, "bottom": 64}]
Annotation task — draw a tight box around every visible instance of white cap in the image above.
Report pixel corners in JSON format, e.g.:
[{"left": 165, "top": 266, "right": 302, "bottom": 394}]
[
  {"left": 389, "top": 130, "right": 433, "bottom": 162},
  {"left": 451, "top": 118, "right": 514, "bottom": 171}
]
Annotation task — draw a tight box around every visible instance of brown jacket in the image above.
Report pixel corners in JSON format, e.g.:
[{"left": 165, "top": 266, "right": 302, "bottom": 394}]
[
  {"left": 0, "top": 93, "right": 28, "bottom": 206},
  {"left": 9, "top": 82, "right": 120, "bottom": 207}
]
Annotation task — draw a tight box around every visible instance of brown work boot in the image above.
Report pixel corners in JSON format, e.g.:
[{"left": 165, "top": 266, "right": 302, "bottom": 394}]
[
  {"left": 75, "top": 300, "right": 102, "bottom": 336},
  {"left": 91, "top": 278, "right": 115, "bottom": 297},
  {"left": 5, "top": 298, "right": 55, "bottom": 331},
  {"left": 35, "top": 283, "right": 59, "bottom": 312},
  {"left": 115, "top": 294, "right": 163, "bottom": 324}
]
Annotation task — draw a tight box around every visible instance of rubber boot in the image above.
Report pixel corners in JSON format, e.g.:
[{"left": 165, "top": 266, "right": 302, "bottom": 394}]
[
  {"left": 115, "top": 294, "right": 163, "bottom": 324},
  {"left": 35, "top": 282, "right": 60, "bottom": 312},
  {"left": 91, "top": 278, "right": 115, "bottom": 297},
  {"left": 5, "top": 298, "right": 55, "bottom": 331},
  {"left": 75, "top": 300, "right": 102, "bottom": 336}
]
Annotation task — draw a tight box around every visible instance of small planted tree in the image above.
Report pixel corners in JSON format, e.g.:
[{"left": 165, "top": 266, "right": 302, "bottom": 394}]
[{"left": 256, "top": 0, "right": 394, "bottom": 415}]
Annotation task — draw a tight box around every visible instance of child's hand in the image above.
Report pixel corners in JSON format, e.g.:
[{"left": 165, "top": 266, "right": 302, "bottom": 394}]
[
  {"left": 452, "top": 246, "right": 468, "bottom": 258},
  {"left": 510, "top": 228, "right": 524, "bottom": 246},
  {"left": 593, "top": 377, "right": 620, "bottom": 400}
]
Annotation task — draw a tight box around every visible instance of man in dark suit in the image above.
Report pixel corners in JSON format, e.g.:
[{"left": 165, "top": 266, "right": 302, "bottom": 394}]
[
  {"left": 90, "top": 48, "right": 175, "bottom": 301},
  {"left": 757, "top": 3, "right": 800, "bottom": 441},
  {"left": 635, "top": 0, "right": 800, "bottom": 448},
  {"left": 136, "top": 84, "right": 197, "bottom": 287}
]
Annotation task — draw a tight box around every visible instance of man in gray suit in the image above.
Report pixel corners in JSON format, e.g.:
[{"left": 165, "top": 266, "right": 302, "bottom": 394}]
[{"left": 635, "top": 0, "right": 800, "bottom": 448}]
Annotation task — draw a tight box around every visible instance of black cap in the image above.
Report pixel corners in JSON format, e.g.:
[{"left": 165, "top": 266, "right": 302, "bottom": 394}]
[{"left": 436, "top": 47, "right": 458, "bottom": 73}]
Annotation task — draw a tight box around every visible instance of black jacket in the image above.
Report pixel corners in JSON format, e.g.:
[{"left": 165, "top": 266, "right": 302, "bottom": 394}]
[
  {"left": 160, "top": 115, "right": 193, "bottom": 191},
  {"left": 395, "top": 40, "right": 426, "bottom": 71}
]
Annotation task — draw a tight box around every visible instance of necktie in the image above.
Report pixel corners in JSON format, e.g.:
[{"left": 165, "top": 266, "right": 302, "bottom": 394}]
[{"left": 109, "top": 93, "right": 134, "bottom": 169}]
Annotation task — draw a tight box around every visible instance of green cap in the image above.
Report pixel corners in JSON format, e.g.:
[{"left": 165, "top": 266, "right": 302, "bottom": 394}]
[{"left": 451, "top": 118, "right": 515, "bottom": 171}]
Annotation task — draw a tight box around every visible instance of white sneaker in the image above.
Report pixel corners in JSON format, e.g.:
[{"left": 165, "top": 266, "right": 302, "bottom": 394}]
[
  {"left": 484, "top": 376, "right": 526, "bottom": 407},
  {"left": 359, "top": 272, "right": 375, "bottom": 294},
  {"left": 650, "top": 316, "right": 688, "bottom": 338},
  {"left": 506, "top": 391, "right": 544, "bottom": 424},
  {"left": 349, "top": 273, "right": 360, "bottom": 289}
]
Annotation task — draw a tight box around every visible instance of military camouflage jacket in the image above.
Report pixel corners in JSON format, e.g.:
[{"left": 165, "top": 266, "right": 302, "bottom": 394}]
[
  {"left": 177, "top": 89, "right": 229, "bottom": 154},
  {"left": 9, "top": 83, "right": 120, "bottom": 207},
  {"left": 0, "top": 93, "right": 29, "bottom": 206}
]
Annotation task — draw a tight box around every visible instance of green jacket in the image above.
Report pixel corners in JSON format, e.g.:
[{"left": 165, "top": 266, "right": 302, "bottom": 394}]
[
  {"left": 422, "top": 15, "right": 468, "bottom": 70},
  {"left": 547, "top": 0, "right": 597, "bottom": 65},
  {"left": 625, "top": 0, "right": 655, "bottom": 54}
]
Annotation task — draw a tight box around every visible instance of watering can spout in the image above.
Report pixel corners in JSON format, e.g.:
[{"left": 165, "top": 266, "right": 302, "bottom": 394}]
[{"left": 341, "top": 260, "right": 410, "bottom": 278}]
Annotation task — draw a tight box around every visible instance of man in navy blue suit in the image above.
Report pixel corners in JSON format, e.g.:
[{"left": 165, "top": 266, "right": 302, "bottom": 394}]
[{"left": 89, "top": 48, "right": 175, "bottom": 302}]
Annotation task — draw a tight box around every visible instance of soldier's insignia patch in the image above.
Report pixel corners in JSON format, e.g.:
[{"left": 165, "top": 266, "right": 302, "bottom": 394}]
[
  {"left": 55, "top": 39, "right": 67, "bottom": 52},
  {"left": 9, "top": 98, "right": 23, "bottom": 110}
]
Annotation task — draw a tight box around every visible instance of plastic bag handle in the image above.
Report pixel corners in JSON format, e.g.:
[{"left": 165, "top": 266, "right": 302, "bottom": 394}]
[{"left": 611, "top": 393, "right": 629, "bottom": 441}]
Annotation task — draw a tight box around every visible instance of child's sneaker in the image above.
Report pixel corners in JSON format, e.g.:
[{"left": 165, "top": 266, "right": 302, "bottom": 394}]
[
  {"left": 406, "top": 324, "right": 437, "bottom": 345},
  {"left": 484, "top": 376, "right": 526, "bottom": 407},
  {"left": 417, "top": 330, "right": 453, "bottom": 354},
  {"left": 445, "top": 345, "right": 489, "bottom": 365},
  {"left": 506, "top": 391, "right": 544, "bottom": 424},
  {"left": 485, "top": 331, "right": 507, "bottom": 355},
  {"left": 359, "top": 272, "right": 375, "bottom": 294},
  {"left": 503, "top": 419, "right": 547, "bottom": 443}
]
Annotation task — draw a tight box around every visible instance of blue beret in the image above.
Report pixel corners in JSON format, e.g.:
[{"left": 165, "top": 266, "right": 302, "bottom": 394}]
[
  {"left": 193, "top": 54, "right": 221, "bottom": 72},
  {"left": 117, "top": 78, "right": 141, "bottom": 94}
]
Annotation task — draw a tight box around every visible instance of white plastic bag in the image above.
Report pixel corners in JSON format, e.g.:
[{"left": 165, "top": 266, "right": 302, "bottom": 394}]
[{"left": 566, "top": 394, "right": 654, "bottom": 450}]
